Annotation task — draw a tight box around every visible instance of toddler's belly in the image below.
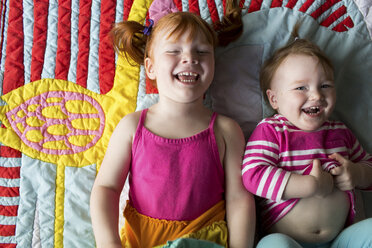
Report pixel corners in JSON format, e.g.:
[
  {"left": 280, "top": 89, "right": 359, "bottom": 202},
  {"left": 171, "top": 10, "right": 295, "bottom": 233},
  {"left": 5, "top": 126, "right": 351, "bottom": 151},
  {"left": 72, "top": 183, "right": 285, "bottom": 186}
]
[{"left": 268, "top": 189, "right": 350, "bottom": 243}]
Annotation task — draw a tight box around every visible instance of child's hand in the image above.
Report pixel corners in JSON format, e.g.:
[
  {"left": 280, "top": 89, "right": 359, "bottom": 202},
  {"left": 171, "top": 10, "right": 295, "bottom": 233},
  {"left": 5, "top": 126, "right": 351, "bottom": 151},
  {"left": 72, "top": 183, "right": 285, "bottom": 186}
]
[
  {"left": 310, "top": 159, "right": 334, "bottom": 197},
  {"left": 329, "top": 153, "right": 359, "bottom": 191}
]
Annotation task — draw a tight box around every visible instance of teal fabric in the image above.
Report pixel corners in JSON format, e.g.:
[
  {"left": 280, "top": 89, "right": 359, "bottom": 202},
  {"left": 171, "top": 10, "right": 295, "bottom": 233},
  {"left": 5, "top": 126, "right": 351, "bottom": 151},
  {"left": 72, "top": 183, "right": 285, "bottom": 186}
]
[
  {"left": 256, "top": 218, "right": 372, "bottom": 248},
  {"left": 161, "top": 238, "right": 223, "bottom": 248}
]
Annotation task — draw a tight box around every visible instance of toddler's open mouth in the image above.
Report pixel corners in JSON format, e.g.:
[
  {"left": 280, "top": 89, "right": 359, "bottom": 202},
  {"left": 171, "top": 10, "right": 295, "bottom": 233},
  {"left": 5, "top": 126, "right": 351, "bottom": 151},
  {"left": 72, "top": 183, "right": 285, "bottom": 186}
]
[{"left": 302, "top": 106, "right": 321, "bottom": 115}]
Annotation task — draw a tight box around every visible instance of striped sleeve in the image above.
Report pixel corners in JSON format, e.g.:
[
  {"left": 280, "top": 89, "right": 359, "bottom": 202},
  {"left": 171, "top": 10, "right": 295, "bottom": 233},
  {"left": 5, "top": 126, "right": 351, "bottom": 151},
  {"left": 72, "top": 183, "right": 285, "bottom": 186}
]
[
  {"left": 345, "top": 129, "right": 372, "bottom": 166},
  {"left": 344, "top": 127, "right": 372, "bottom": 190},
  {"left": 242, "top": 121, "right": 291, "bottom": 202}
]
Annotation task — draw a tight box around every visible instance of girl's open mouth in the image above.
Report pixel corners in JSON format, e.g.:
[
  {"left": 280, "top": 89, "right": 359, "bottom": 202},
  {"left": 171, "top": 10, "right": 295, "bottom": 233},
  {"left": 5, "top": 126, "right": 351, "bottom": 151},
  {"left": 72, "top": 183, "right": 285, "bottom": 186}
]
[{"left": 175, "top": 72, "right": 199, "bottom": 83}]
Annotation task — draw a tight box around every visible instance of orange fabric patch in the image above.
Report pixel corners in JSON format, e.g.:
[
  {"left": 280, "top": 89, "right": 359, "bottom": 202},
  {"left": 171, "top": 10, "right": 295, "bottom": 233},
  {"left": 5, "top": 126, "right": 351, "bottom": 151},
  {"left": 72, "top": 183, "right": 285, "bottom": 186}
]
[{"left": 121, "top": 200, "right": 227, "bottom": 247}]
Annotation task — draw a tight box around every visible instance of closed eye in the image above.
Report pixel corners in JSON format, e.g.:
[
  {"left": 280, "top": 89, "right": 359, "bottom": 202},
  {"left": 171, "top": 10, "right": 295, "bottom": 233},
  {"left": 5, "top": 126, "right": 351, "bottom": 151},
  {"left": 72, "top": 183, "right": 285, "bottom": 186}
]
[{"left": 166, "top": 50, "right": 180, "bottom": 54}]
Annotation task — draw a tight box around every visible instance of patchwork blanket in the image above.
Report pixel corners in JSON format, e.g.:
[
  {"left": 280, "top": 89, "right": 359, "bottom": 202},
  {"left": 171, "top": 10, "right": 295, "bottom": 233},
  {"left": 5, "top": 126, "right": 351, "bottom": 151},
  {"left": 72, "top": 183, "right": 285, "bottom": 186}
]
[{"left": 0, "top": 0, "right": 371, "bottom": 247}]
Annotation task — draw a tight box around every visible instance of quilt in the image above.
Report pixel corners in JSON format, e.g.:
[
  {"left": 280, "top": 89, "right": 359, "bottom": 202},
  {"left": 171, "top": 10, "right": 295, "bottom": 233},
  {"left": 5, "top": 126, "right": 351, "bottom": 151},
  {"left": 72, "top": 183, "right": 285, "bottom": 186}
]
[{"left": 0, "top": 0, "right": 371, "bottom": 247}]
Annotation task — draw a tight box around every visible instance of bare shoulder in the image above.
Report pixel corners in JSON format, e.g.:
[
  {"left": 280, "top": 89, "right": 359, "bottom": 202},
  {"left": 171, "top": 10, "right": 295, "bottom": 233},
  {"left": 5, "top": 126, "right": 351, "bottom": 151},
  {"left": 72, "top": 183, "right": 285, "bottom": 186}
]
[
  {"left": 213, "top": 114, "right": 245, "bottom": 164},
  {"left": 117, "top": 110, "right": 141, "bottom": 127},
  {"left": 113, "top": 111, "right": 142, "bottom": 138},
  {"left": 104, "top": 111, "right": 142, "bottom": 153},
  {"left": 96, "top": 111, "right": 142, "bottom": 189},
  {"left": 215, "top": 114, "right": 244, "bottom": 144}
]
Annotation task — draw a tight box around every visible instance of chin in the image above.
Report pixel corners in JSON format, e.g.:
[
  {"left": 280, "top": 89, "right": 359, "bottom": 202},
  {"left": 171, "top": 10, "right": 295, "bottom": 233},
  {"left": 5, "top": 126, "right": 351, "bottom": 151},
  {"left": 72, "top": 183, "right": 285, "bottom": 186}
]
[{"left": 299, "top": 123, "right": 323, "bottom": 132}]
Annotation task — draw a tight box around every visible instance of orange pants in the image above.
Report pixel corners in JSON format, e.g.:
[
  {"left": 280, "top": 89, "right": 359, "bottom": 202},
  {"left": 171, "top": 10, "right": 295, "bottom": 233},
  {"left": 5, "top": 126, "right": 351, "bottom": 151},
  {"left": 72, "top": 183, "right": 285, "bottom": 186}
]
[{"left": 120, "top": 201, "right": 227, "bottom": 248}]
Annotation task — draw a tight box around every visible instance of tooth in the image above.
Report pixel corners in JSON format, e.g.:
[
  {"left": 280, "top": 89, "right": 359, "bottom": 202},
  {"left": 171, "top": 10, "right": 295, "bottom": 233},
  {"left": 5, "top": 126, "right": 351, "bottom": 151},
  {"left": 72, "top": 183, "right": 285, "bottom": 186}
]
[{"left": 178, "top": 72, "right": 198, "bottom": 77}]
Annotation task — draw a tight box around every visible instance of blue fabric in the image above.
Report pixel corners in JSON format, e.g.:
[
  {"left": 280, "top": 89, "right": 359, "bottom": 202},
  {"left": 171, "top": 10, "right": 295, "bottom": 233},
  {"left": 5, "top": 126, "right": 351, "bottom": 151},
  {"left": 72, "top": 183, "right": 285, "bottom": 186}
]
[
  {"left": 161, "top": 238, "right": 223, "bottom": 248},
  {"left": 256, "top": 218, "right": 372, "bottom": 248}
]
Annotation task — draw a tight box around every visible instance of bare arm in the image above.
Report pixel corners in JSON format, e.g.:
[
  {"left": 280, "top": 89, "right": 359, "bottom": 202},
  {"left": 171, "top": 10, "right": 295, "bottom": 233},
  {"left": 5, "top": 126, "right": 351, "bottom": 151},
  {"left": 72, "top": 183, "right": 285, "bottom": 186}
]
[
  {"left": 220, "top": 117, "right": 256, "bottom": 248},
  {"left": 90, "top": 113, "right": 139, "bottom": 248}
]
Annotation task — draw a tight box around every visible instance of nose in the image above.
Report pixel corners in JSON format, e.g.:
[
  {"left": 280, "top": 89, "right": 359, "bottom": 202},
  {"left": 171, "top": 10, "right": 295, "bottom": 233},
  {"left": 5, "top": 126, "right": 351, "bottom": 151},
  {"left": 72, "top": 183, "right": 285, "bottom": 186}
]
[
  {"left": 309, "top": 88, "right": 323, "bottom": 101},
  {"left": 182, "top": 52, "right": 198, "bottom": 64}
]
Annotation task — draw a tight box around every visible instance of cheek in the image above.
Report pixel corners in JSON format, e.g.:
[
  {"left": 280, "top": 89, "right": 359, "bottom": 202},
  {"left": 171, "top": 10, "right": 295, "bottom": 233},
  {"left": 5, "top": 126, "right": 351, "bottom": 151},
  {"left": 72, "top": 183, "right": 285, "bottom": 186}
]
[
  {"left": 327, "top": 93, "right": 337, "bottom": 108},
  {"left": 206, "top": 62, "right": 215, "bottom": 81},
  {"left": 278, "top": 93, "right": 303, "bottom": 109}
]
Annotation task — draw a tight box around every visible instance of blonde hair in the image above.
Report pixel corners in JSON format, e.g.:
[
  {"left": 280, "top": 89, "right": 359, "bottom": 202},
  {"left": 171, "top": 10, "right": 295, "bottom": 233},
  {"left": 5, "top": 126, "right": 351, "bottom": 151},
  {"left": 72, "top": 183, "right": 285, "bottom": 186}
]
[
  {"left": 260, "top": 35, "right": 334, "bottom": 104},
  {"left": 110, "top": 1, "right": 242, "bottom": 65}
]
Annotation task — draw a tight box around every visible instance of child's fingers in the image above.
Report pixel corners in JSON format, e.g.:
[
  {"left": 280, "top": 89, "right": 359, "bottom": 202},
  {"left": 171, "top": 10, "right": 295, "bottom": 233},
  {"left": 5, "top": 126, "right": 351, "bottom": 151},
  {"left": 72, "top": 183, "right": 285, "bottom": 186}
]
[
  {"left": 334, "top": 179, "right": 353, "bottom": 191},
  {"left": 329, "top": 153, "right": 346, "bottom": 164},
  {"left": 334, "top": 182, "right": 347, "bottom": 191},
  {"left": 310, "top": 159, "right": 322, "bottom": 175},
  {"left": 330, "top": 166, "right": 343, "bottom": 176},
  {"left": 312, "top": 159, "right": 321, "bottom": 168}
]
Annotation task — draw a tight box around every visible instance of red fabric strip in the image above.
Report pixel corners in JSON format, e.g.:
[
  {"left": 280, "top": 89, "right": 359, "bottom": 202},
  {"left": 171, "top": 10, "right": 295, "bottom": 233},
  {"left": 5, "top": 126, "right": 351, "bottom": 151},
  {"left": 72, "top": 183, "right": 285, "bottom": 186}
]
[
  {"left": 0, "top": 205, "right": 18, "bottom": 216},
  {"left": 0, "top": 225, "right": 16, "bottom": 237},
  {"left": 98, "top": 0, "right": 116, "bottom": 94},
  {"left": 0, "top": 167, "right": 20, "bottom": 179},
  {"left": 76, "top": 0, "right": 92, "bottom": 88},
  {"left": 145, "top": 77, "right": 158, "bottom": 94},
  {"left": 310, "top": 0, "right": 341, "bottom": 19},
  {"left": 271, "top": 0, "right": 283, "bottom": 8},
  {"left": 0, "top": 146, "right": 21, "bottom": 158},
  {"left": 248, "top": 0, "right": 263, "bottom": 13},
  {"left": 239, "top": 0, "right": 245, "bottom": 9},
  {"left": 0, "top": 244, "right": 17, "bottom": 248},
  {"left": 206, "top": 0, "right": 219, "bottom": 23},
  {"left": 332, "top": 16, "right": 354, "bottom": 32},
  {"left": 320, "top": 5, "right": 346, "bottom": 27},
  {"left": 30, "top": 0, "right": 49, "bottom": 82},
  {"left": 0, "top": 186, "right": 19, "bottom": 197},
  {"left": 286, "top": 0, "right": 298, "bottom": 9},
  {"left": 54, "top": 0, "right": 72, "bottom": 80},
  {"left": 123, "top": 0, "right": 134, "bottom": 21},
  {"left": 299, "top": 0, "right": 314, "bottom": 12},
  {"left": 189, "top": 0, "right": 200, "bottom": 15},
  {"left": 3, "top": 0, "right": 24, "bottom": 94},
  {"left": 173, "top": 0, "right": 182, "bottom": 12}
]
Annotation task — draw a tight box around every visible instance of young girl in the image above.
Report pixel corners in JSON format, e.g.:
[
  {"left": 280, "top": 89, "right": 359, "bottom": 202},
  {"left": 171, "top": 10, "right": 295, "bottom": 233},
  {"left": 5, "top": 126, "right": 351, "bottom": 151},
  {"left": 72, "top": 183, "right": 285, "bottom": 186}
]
[
  {"left": 241, "top": 35, "right": 372, "bottom": 248},
  {"left": 90, "top": 8, "right": 255, "bottom": 248}
]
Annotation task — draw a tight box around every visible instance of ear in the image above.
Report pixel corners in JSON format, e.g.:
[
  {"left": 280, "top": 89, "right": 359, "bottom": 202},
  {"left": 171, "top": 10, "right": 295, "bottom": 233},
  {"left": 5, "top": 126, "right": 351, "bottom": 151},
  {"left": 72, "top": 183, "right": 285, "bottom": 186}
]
[
  {"left": 266, "top": 89, "right": 278, "bottom": 110},
  {"left": 145, "top": 57, "right": 156, "bottom": 80}
]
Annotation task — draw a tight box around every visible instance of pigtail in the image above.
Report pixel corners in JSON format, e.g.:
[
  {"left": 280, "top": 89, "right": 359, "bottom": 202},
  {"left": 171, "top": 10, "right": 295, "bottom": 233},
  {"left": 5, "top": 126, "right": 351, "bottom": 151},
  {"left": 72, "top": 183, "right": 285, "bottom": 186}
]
[
  {"left": 289, "top": 21, "right": 334, "bottom": 76},
  {"left": 290, "top": 21, "right": 302, "bottom": 42},
  {"left": 215, "top": 0, "right": 243, "bottom": 46},
  {"left": 110, "top": 21, "right": 148, "bottom": 65}
]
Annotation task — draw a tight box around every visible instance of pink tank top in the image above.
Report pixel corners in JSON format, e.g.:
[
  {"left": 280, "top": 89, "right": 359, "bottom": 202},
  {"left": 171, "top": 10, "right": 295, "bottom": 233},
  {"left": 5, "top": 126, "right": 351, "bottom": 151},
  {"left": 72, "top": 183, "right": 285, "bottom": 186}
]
[{"left": 128, "top": 109, "right": 225, "bottom": 221}]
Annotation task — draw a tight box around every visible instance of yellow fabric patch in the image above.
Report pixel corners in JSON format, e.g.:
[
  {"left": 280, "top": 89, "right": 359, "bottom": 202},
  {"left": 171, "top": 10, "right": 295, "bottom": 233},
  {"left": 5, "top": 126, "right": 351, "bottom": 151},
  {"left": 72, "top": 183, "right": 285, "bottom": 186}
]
[{"left": 0, "top": 0, "right": 151, "bottom": 247}]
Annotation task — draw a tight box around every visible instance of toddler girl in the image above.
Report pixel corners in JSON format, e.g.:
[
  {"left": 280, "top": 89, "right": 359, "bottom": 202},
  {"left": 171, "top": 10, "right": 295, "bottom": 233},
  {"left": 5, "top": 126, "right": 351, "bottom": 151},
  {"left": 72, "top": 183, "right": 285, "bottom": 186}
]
[{"left": 242, "top": 34, "right": 372, "bottom": 248}]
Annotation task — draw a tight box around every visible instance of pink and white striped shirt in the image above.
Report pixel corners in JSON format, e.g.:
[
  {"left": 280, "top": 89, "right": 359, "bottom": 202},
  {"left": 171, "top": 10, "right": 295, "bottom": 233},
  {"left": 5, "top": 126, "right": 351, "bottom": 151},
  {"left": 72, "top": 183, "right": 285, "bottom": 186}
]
[{"left": 242, "top": 114, "right": 372, "bottom": 231}]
